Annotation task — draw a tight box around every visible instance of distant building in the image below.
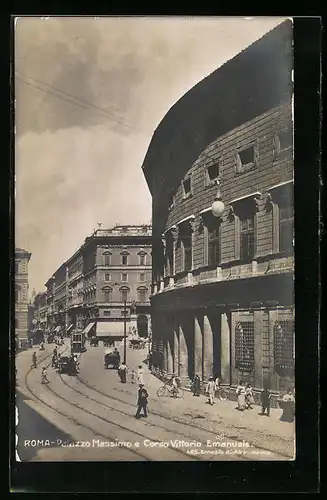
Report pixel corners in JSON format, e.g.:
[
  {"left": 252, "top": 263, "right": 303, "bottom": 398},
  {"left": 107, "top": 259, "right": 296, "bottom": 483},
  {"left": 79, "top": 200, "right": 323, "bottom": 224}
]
[
  {"left": 15, "top": 247, "right": 32, "bottom": 347},
  {"left": 45, "top": 224, "right": 152, "bottom": 346},
  {"left": 81, "top": 225, "right": 152, "bottom": 345},
  {"left": 142, "top": 21, "right": 294, "bottom": 396},
  {"left": 33, "top": 292, "right": 47, "bottom": 327}
]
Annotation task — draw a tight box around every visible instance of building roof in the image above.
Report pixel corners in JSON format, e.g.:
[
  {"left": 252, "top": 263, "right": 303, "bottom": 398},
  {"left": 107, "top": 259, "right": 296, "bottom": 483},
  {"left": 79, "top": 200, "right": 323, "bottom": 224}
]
[
  {"left": 142, "top": 20, "right": 292, "bottom": 195},
  {"left": 15, "top": 247, "right": 31, "bottom": 258}
]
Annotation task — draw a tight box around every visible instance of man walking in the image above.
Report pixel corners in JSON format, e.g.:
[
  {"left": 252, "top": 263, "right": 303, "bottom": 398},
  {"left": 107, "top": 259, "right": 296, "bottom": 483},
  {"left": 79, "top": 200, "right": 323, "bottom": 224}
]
[
  {"left": 206, "top": 377, "right": 215, "bottom": 406},
  {"left": 135, "top": 384, "right": 148, "bottom": 419}
]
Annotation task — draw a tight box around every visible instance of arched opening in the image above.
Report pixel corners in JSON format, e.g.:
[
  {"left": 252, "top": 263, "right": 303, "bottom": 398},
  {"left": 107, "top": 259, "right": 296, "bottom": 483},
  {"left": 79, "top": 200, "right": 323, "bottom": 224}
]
[{"left": 137, "top": 314, "right": 148, "bottom": 338}]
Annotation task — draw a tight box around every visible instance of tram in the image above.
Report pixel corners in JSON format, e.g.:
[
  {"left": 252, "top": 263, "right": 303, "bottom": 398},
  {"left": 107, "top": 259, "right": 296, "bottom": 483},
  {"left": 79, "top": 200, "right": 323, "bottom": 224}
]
[{"left": 71, "top": 330, "right": 86, "bottom": 353}]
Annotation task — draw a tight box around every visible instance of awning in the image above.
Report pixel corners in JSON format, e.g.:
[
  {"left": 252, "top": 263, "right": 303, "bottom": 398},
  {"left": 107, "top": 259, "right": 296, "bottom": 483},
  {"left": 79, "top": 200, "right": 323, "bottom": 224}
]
[
  {"left": 83, "top": 322, "right": 95, "bottom": 335},
  {"left": 96, "top": 321, "right": 129, "bottom": 338},
  {"left": 66, "top": 324, "right": 73, "bottom": 333}
]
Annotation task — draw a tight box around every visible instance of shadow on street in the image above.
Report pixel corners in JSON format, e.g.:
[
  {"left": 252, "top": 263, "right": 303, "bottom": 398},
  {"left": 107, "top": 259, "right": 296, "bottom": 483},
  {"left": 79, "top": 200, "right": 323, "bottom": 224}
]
[{"left": 15, "top": 391, "right": 73, "bottom": 462}]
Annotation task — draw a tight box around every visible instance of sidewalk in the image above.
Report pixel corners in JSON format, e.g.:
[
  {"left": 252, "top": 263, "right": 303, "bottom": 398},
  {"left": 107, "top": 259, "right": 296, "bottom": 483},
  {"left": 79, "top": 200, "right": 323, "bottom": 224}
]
[{"left": 134, "top": 352, "right": 295, "bottom": 444}]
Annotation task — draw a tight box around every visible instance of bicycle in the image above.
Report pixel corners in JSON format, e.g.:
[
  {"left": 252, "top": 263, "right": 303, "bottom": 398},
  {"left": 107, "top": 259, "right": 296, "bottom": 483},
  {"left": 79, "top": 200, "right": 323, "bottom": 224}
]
[{"left": 157, "top": 382, "right": 184, "bottom": 398}]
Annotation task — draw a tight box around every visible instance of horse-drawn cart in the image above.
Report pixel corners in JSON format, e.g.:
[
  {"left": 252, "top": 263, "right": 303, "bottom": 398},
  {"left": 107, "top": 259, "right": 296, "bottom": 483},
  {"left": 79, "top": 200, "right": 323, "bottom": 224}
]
[{"left": 104, "top": 349, "right": 120, "bottom": 369}]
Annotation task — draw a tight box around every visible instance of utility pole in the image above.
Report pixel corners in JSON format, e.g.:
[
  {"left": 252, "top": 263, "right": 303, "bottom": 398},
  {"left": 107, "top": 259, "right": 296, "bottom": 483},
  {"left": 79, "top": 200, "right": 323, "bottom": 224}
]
[{"left": 123, "top": 299, "right": 127, "bottom": 364}]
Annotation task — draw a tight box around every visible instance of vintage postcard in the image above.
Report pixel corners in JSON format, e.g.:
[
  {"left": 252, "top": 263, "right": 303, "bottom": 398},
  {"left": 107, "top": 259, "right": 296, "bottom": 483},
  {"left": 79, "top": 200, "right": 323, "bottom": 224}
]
[{"left": 14, "top": 16, "right": 295, "bottom": 463}]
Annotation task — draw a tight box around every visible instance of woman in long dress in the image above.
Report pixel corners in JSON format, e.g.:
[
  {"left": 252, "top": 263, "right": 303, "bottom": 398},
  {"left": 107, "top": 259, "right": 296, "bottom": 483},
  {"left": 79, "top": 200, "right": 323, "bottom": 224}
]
[
  {"left": 236, "top": 381, "right": 246, "bottom": 411},
  {"left": 279, "top": 389, "right": 295, "bottom": 422}
]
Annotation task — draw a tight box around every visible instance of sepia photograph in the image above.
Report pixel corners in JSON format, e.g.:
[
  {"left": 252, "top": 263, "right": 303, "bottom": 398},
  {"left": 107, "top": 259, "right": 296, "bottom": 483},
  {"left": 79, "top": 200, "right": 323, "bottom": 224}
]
[{"left": 14, "top": 16, "right": 295, "bottom": 462}]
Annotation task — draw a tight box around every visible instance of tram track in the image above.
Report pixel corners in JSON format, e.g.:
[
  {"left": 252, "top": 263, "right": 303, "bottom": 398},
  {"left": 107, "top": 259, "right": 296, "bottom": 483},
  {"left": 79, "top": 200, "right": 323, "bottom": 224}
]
[
  {"left": 20, "top": 346, "right": 292, "bottom": 461},
  {"left": 22, "top": 348, "right": 150, "bottom": 461},
  {"left": 58, "top": 370, "right": 249, "bottom": 461},
  {"left": 23, "top": 348, "right": 205, "bottom": 461},
  {"left": 76, "top": 370, "right": 293, "bottom": 461}
]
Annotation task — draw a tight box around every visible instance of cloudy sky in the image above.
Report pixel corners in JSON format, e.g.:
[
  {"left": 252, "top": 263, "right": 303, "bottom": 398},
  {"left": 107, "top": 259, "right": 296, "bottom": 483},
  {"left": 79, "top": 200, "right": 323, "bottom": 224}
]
[{"left": 14, "top": 16, "right": 286, "bottom": 293}]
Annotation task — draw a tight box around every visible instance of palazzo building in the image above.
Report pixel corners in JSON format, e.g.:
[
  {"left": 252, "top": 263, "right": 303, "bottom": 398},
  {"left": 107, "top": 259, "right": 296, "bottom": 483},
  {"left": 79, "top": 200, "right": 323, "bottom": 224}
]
[
  {"left": 142, "top": 20, "right": 294, "bottom": 398},
  {"left": 45, "top": 225, "right": 152, "bottom": 344}
]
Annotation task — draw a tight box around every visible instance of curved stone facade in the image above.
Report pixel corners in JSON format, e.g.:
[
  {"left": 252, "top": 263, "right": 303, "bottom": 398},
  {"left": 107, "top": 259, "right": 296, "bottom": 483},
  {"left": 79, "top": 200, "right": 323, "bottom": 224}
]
[{"left": 142, "top": 21, "right": 294, "bottom": 398}]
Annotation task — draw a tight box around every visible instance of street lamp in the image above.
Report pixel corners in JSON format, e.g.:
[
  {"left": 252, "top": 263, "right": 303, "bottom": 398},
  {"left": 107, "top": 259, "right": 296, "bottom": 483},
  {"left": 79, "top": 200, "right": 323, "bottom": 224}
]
[{"left": 211, "top": 178, "right": 225, "bottom": 218}]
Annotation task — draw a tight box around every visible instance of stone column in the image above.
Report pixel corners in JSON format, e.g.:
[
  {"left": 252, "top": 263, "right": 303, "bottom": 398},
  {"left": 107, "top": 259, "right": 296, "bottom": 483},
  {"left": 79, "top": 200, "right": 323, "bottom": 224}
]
[
  {"left": 166, "top": 331, "right": 173, "bottom": 374},
  {"left": 172, "top": 318, "right": 179, "bottom": 375},
  {"left": 194, "top": 314, "right": 203, "bottom": 379},
  {"left": 178, "top": 321, "right": 188, "bottom": 378},
  {"left": 221, "top": 312, "right": 231, "bottom": 384},
  {"left": 203, "top": 314, "right": 213, "bottom": 381}
]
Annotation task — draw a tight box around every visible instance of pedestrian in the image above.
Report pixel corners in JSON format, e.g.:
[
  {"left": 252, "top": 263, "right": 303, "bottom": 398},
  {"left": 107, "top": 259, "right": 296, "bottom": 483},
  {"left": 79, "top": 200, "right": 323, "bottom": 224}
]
[
  {"left": 137, "top": 365, "right": 144, "bottom": 385},
  {"left": 260, "top": 385, "right": 272, "bottom": 416},
  {"left": 119, "top": 362, "right": 127, "bottom": 383},
  {"left": 192, "top": 374, "right": 201, "bottom": 397},
  {"left": 31, "top": 352, "right": 37, "bottom": 369},
  {"left": 41, "top": 367, "right": 49, "bottom": 384},
  {"left": 135, "top": 384, "right": 148, "bottom": 419},
  {"left": 279, "top": 388, "right": 295, "bottom": 422},
  {"left": 51, "top": 354, "right": 57, "bottom": 368},
  {"left": 53, "top": 347, "right": 58, "bottom": 358},
  {"left": 205, "top": 377, "right": 215, "bottom": 405},
  {"left": 130, "top": 370, "right": 136, "bottom": 384},
  {"left": 236, "top": 381, "right": 246, "bottom": 411},
  {"left": 171, "top": 374, "right": 178, "bottom": 398},
  {"left": 245, "top": 383, "right": 255, "bottom": 409}
]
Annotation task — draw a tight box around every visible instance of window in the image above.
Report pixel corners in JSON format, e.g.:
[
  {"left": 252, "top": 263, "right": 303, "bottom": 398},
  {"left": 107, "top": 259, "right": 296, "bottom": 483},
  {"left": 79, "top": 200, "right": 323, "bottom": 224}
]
[
  {"left": 164, "top": 235, "right": 174, "bottom": 276},
  {"left": 103, "top": 253, "right": 111, "bottom": 266},
  {"left": 279, "top": 204, "right": 293, "bottom": 253},
  {"left": 121, "top": 273, "right": 128, "bottom": 282},
  {"left": 240, "top": 215, "right": 255, "bottom": 262},
  {"left": 182, "top": 177, "right": 192, "bottom": 198},
  {"left": 205, "top": 162, "right": 220, "bottom": 185},
  {"left": 121, "top": 253, "right": 129, "bottom": 265},
  {"left": 104, "top": 310, "right": 111, "bottom": 316},
  {"left": 138, "top": 288, "right": 147, "bottom": 303},
  {"left": 139, "top": 254, "right": 146, "bottom": 266},
  {"left": 274, "top": 320, "right": 294, "bottom": 375},
  {"left": 120, "top": 288, "right": 129, "bottom": 302},
  {"left": 15, "top": 288, "right": 19, "bottom": 302},
  {"left": 15, "top": 261, "right": 19, "bottom": 274},
  {"left": 274, "top": 127, "right": 292, "bottom": 157},
  {"left": 139, "top": 273, "right": 145, "bottom": 282},
  {"left": 208, "top": 222, "right": 221, "bottom": 267},
  {"left": 236, "top": 144, "right": 257, "bottom": 174},
  {"left": 103, "top": 288, "right": 112, "bottom": 303},
  {"left": 235, "top": 321, "right": 255, "bottom": 372},
  {"left": 105, "top": 273, "right": 111, "bottom": 282},
  {"left": 180, "top": 225, "right": 192, "bottom": 271}
]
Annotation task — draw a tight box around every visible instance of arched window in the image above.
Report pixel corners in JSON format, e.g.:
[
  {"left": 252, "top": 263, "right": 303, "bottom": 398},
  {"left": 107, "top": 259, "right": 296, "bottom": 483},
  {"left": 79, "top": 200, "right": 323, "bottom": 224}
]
[
  {"left": 102, "top": 287, "right": 112, "bottom": 303},
  {"left": 137, "top": 287, "right": 148, "bottom": 303},
  {"left": 120, "top": 286, "right": 130, "bottom": 302}
]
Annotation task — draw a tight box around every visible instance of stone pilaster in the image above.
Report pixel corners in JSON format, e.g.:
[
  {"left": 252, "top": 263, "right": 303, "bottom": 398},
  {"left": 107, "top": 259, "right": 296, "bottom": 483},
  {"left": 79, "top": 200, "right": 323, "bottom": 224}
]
[
  {"left": 221, "top": 312, "right": 231, "bottom": 384},
  {"left": 203, "top": 314, "right": 214, "bottom": 381}
]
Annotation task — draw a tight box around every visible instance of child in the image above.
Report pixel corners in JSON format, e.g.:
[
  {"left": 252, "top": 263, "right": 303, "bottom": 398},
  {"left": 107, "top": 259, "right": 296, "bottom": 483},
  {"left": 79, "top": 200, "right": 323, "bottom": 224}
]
[
  {"left": 245, "top": 383, "right": 255, "bottom": 409},
  {"left": 236, "top": 381, "right": 246, "bottom": 411},
  {"left": 261, "top": 386, "right": 272, "bottom": 416}
]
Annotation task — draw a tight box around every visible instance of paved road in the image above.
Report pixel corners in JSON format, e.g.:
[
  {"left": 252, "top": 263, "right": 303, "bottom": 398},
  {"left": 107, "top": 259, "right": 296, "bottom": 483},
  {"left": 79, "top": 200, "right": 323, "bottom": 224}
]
[{"left": 15, "top": 341, "right": 295, "bottom": 461}]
